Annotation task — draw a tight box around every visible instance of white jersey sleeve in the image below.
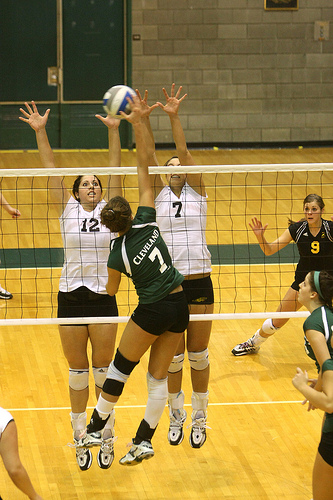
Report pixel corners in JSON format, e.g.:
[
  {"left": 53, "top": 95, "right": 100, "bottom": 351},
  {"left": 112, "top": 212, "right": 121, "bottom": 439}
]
[
  {"left": 155, "top": 183, "right": 212, "bottom": 276},
  {"left": 59, "top": 197, "right": 115, "bottom": 294},
  {"left": 0, "top": 407, "right": 14, "bottom": 437}
]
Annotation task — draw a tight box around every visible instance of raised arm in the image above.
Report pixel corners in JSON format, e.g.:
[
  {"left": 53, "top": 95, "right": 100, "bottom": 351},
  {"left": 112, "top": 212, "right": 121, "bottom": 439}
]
[
  {"left": 249, "top": 217, "right": 292, "bottom": 256},
  {"left": 157, "top": 83, "right": 205, "bottom": 196},
  {"left": 19, "top": 101, "right": 70, "bottom": 214},
  {"left": 95, "top": 114, "right": 122, "bottom": 200},
  {"left": 120, "top": 95, "right": 154, "bottom": 208},
  {"left": 135, "top": 89, "right": 164, "bottom": 198}
]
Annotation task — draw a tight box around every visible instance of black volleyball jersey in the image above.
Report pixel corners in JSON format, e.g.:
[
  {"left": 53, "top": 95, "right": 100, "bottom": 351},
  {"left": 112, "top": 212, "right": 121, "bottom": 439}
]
[{"left": 288, "top": 219, "right": 333, "bottom": 284}]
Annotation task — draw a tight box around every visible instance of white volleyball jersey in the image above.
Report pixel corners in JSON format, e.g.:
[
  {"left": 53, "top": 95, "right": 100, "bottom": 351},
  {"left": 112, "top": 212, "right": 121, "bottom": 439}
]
[
  {"left": 59, "top": 196, "right": 114, "bottom": 294},
  {"left": 155, "top": 183, "right": 212, "bottom": 276},
  {"left": 0, "top": 407, "right": 14, "bottom": 437}
]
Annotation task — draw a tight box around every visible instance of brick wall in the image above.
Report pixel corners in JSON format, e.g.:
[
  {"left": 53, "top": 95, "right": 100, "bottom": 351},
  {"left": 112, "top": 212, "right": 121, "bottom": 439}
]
[{"left": 132, "top": 0, "right": 333, "bottom": 146}]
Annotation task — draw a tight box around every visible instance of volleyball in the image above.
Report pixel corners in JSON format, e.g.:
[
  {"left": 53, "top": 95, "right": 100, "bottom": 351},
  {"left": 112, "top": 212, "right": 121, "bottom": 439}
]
[{"left": 103, "top": 85, "right": 136, "bottom": 118}]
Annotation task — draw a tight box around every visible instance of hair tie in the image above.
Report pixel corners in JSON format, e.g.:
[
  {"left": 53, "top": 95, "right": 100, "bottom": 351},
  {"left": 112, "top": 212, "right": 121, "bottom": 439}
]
[{"left": 313, "top": 271, "right": 324, "bottom": 299}]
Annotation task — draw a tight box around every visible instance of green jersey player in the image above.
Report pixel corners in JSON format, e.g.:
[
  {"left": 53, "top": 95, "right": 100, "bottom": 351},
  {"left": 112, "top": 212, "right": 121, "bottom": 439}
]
[
  {"left": 84, "top": 93, "right": 189, "bottom": 466},
  {"left": 292, "top": 270, "right": 333, "bottom": 500}
]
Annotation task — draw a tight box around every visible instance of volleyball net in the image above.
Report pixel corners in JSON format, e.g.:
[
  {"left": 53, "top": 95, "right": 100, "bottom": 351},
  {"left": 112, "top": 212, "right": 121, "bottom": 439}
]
[{"left": 1, "top": 162, "right": 332, "bottom": 325}]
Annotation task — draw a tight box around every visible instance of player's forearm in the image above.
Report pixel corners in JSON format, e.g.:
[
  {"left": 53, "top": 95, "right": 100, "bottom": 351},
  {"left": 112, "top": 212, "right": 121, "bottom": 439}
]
[
  {"left": 8, "top": 464, "right": 39, "bottom": 499},
  {"left": 35, "top": 128, "right": 55, "bottom": 169}
]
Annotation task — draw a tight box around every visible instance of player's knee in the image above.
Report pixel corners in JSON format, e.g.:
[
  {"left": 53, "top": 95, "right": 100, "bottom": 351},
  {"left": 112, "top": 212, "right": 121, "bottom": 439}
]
[
  {"left": 92, "top": 366, "right": 108, "bottom": 389},
  {"left": 168, "top": 353, "right": 185, "bottom": 374},
  {"left": 147, "top": 372, "right": 168, "bottom": 401},
  {"left": 103, "top": 349, "right": 139, "bottom": 396},
  {"left": 68, "top": 368, "right": 89, "bottom": 391},
  {"left": 188, "top": 348, "right": 209, "bottom": 371},
  {"left": 262, "top": 318, "right": 279, "bottom": 335}
]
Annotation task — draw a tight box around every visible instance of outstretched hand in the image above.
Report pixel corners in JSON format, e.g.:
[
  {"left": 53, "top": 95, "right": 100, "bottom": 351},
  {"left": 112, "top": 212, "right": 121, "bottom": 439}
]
[
  {"left": 19, "top": 101, "right": 50, "bottom": 132},
  {"left": 249, "top": 217, "right": 268, "bottom": 237},
  {"left": 95, "top": 114, "right": 121, "bottom": 129},
  {"left": 135, "top": 89, "right": 159, "bottom": 118},
  {"left": 119, "top": 94, "right": 143, "bottom": 124},
  {"left": 156, "top": 83, "right": 187, "bottom": 116}
]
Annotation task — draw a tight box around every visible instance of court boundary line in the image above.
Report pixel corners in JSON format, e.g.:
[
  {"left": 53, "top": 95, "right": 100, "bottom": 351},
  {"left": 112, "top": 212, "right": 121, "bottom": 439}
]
[{"left": 6, "top": 400, "right": 304, "bottom": 412}]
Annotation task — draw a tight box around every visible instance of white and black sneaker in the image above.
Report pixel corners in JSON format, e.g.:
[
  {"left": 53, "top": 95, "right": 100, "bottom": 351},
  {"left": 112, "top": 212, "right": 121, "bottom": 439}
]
[
  {"left": 97, "top": 436, "right": 116, "bottom": 469},
  {"left": 0, "top": 286, "right": 12, "bottom": 300},
  {"left": 168, "top": 409, "right": 187, "bottom": 445},
  {"left": 74, "top": 439, "right": 93, "bottom": 471},
  {"left": 119, "top": 440, "right": 154, "bottom": 466},
  {"left": 189, "top": 410, "right": 209, "bottom": 449},
  {"left": 231, "top": 336, "right": 260, "bottom": 356}
]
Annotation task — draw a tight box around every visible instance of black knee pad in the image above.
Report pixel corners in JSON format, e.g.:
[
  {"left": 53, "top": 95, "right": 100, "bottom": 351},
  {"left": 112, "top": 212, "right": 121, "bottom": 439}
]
[
  {"left": 103, "top": 378, "right": 125, "bottom": 396},
  {"left": 114, "top": 348, "right": 139, "bottom": 375}
]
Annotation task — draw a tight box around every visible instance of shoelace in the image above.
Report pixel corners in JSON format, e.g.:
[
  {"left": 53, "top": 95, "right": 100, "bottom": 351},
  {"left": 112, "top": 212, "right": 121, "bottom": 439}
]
[
  {"left": 169, "top": 413, "right": 187, "bottom": 426},
  {"left": 187, "top": 418, "right": 211, "bottom": 431},
  {"left": 101, "top": 436, "right": 117, "bottom": 453}
]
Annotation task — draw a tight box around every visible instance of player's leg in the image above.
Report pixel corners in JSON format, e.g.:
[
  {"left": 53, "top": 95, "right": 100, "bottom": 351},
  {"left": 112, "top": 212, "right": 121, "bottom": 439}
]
[
  {"left": 89, "top": 322, "right": 118, "bottom": 469},
  {"left": 232, "top": 287, "right": 300, "bottom": 356},
  {"left": 312, "top": 449, "right": 333, "bottom": 500},
  {"left": 167, "top": 334, "right": 187, "bottom": 445},
  {"left": 186, "top": 303, "right": 213, "bottom": 448},
  {"left": 120, "top": 328, "right": 183, "bottom": 465},
  {"left": 59, "top": 325, "right": 93, "bottom": 470}
]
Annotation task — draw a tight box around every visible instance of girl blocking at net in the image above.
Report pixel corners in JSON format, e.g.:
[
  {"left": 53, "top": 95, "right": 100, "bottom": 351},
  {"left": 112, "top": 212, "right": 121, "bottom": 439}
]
[
  {"left": 0, "top": 407, "right": 43, "bottom": 499},
  {"left": 292, "top": 270, "right": 333, "bottom": 500},
  {"left": 232, "top": 194, "right": 333, "bottom": 356},
  {"left": 84, "top": 93, "right": 189, "bottom": 466},
  {"left": 137, "top": 83, "right": 213, "bottom": 448},
  {"left": 19, "top": 102, "right": 123, "bottom": 471}
]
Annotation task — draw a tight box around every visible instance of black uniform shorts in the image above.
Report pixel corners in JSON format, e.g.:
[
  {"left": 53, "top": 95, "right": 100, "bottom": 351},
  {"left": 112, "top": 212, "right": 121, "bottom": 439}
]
[
  {"left": 131, "top": 290, "right": 189, "bottom": 336},
  {"left": 318, "top": 430, "right": 333, "bottom": 466},
  {"left": 182, "top": 275, "right": 214, "bottom": 305},
  {"left": 58, "top": 286, "right": 118, "bottom": 323}
]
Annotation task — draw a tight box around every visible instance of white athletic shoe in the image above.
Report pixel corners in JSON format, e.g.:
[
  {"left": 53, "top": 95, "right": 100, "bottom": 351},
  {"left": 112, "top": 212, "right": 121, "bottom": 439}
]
[
  {"left": 73, "top": 439, "right": 93, "bottom": 471},
  {"left": 0, "top": 285, "right": 12, "bottom": 300},
  {"left": 97, "top": 436, "right": 116, "bottom": 469},
  {"left": 168, "top": 409, "right": 187, "bottom": 446},
  {"left": 231, "top": 336, "right": 260, "bottom": 356},
  {"left": 119, "top": 441, "right": 154, "bottom": 466},
  {"left": 189, "top": 410, "right": 210, "bottom": 449}
]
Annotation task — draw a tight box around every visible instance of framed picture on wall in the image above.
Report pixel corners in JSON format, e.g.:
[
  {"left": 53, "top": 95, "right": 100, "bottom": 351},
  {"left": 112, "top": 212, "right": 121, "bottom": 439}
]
[{"left": 264, "top": 0, "right": 298, "bottom": 10}]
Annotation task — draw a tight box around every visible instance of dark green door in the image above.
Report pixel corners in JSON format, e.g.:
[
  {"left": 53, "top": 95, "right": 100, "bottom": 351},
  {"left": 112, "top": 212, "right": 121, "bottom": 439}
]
[{"left": 0, "top": 0, "right": 132, "bottom": 149}]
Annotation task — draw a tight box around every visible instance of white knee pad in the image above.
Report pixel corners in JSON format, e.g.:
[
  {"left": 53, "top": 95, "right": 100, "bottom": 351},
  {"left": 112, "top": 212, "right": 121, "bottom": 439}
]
[
  {"left": 147, "top": 372, "right": 168, "bottom": 401},
  {"left": 261, "top": 318, "right": 279, "bottom": 335},
  {"left": 144, "top": 372, "right": 168, "bottom": 429},
  {"left": 168, "top": 353, "right": 185, "bottom": 374},
  {"left": 69, "top": 368, "right": 89, "bottom": 391},
  {"left": 93, "top": 366, "right": 108, "bottom": 389},
  {"left": 188, "top": 348, "right": 209, "bottom": 371}
]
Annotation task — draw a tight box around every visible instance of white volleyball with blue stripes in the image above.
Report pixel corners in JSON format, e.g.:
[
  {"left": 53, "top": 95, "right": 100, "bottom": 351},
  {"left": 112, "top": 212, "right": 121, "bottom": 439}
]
[{"left": 103, "top": 85, "right": 136, "bottom": 118}]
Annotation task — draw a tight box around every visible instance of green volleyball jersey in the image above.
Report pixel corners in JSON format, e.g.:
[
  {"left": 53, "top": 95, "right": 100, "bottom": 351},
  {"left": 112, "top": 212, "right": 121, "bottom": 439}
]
[
  {"left": 303, "top": 306, "right": 333, "bottom": 372},
  {"left": 303, "top": 307, "right": 333, "bottom": 431},
  {"left": 107, "top": 206, "right": 184, "bottom": 304}
]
